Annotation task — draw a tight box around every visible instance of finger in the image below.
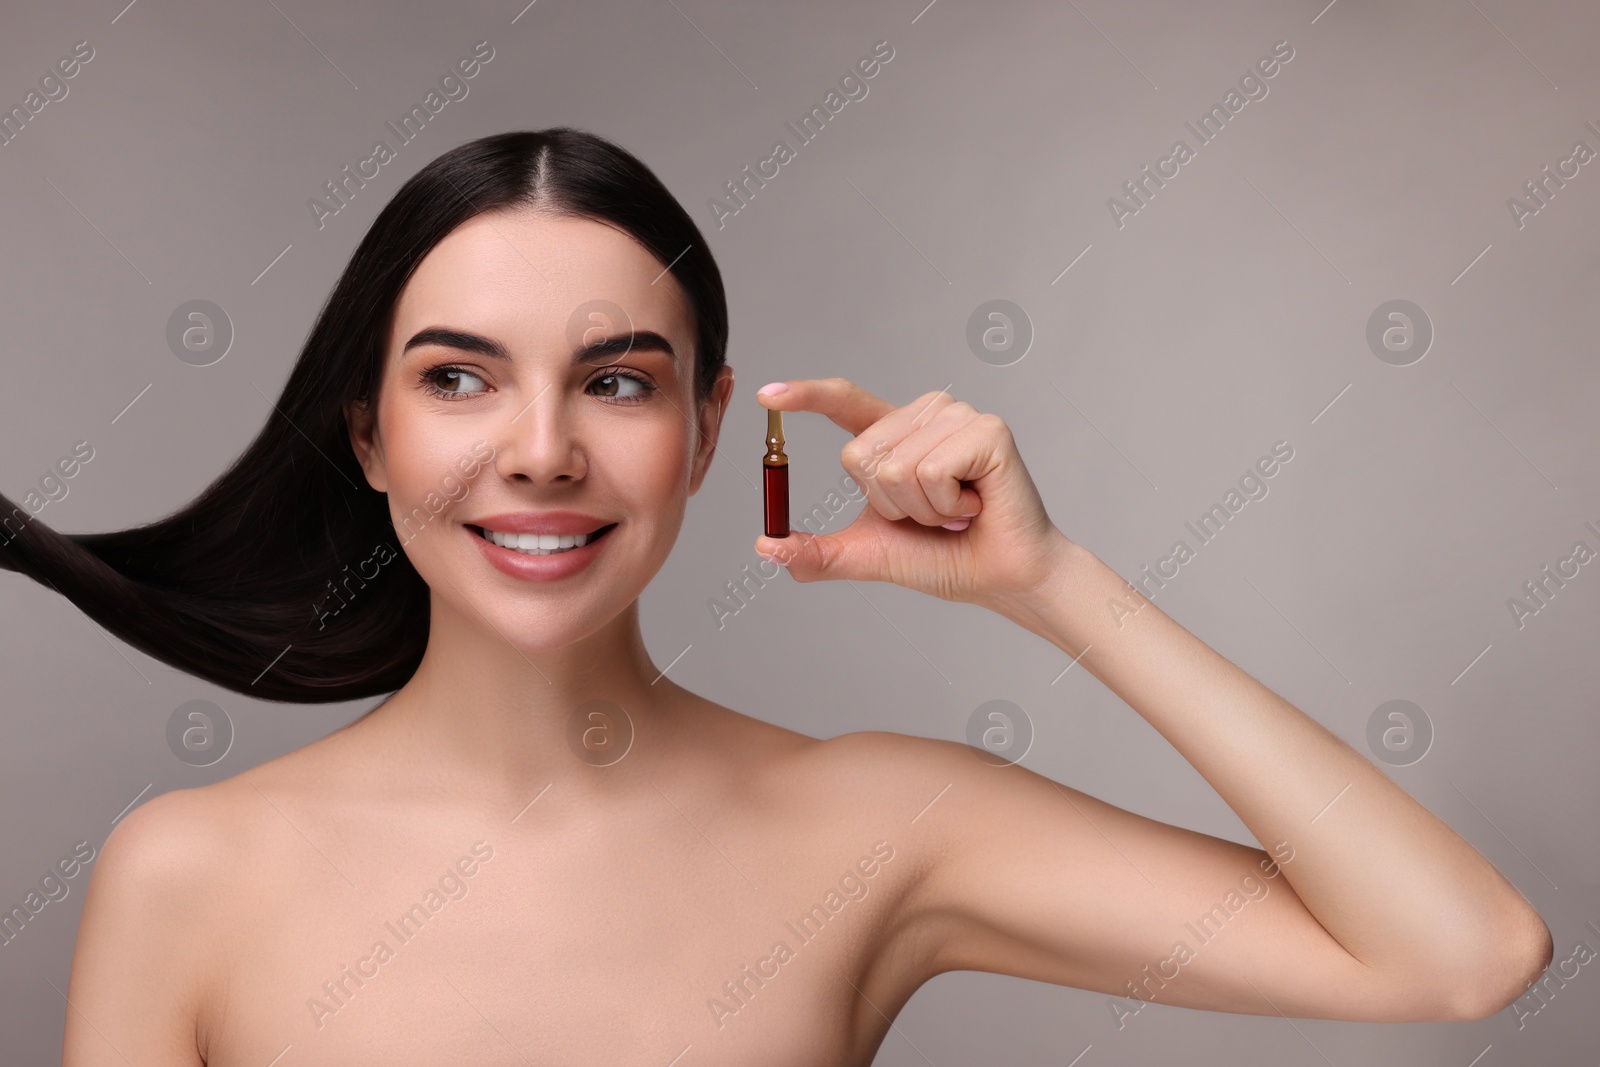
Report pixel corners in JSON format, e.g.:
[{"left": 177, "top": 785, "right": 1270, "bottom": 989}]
[
  {"left": 905, "top": 405, "right": 988, "bottom": 520},
  {"left": 913, "top": 414, "right": 1002, "bottom": 520},
  {"left": 754, "top": 512, "right": 891, "bottom": 585},
  {"left": 863, "top": 402, "right": 984, "bottom": 525},
  {"left": 841, "top": 389, "right": 961, "bottom": 519},
  {"left": 755, "top": 377, "right": 899, "bottom": 439},
  {"left": 842, "top": 386, "right": 956, "bottom": 476}
]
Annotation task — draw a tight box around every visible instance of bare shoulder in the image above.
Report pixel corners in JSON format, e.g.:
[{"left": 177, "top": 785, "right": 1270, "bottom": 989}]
[
  {"left": 677, "top": 695, "right": 969, "bottom": 805},
  {"left": 66, "top": 739, "right": 355, "bottom": 1063},
  {"left": 81, "top": 768, "right": 282, "bottom": 955},
  {"left": 95, "top": 781, "right": 242, "bottom": 888},
  {"left": 742, "top": 727, "right": 982, "bottom": 867},
  {"left": 667, "top": 702, "right": 972, "bottom": 859},
  {"left": 65, "top": 780, "right": 251, "bottom": 1064},
  {"left": 97, "top": 731, "right": 343, "bottom": 879},
  {"left": 749, "top": 730, "right": 991, "bottom": 988},
  {"left": 776, "top": 728, "right": 978, "bottom": 801}
]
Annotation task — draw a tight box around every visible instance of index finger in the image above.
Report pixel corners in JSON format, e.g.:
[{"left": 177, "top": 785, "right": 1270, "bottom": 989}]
[{"left": 755, "top": 377, "right": 898, "bottom": 438}]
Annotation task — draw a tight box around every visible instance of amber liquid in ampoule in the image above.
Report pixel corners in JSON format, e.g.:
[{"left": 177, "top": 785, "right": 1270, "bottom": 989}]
[{"left": 763, "top": 409, "right": 789, "bottom": 538}]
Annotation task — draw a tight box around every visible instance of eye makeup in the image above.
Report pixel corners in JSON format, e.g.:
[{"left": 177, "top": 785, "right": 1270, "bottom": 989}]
[{"left": 763, "top": 408, "right": 789, "bottom": 538}]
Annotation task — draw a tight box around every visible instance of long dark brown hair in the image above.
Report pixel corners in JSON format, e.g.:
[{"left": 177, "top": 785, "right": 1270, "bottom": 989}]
[{"left": 0, "top": 128, "right": 728, "bottom": 703}]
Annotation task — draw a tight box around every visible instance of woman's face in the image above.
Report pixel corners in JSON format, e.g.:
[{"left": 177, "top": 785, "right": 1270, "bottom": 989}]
[{"left": 348, "top": 208, "right": 732, "bottom": 651}]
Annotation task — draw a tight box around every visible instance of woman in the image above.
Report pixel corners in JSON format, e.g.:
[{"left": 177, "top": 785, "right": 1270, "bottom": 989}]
[{"left": 14, "top": 129, "right": 1545, "bottom": 1065}]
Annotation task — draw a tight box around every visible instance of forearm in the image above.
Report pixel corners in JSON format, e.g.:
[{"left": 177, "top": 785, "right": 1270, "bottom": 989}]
[{"left": 1000, "top": 537, "right": 1551, "bottom": 996}]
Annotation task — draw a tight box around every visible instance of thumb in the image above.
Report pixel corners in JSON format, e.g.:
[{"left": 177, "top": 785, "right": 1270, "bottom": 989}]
[{"left": 754, "top": 523, "right": 885, "bottom": 584}]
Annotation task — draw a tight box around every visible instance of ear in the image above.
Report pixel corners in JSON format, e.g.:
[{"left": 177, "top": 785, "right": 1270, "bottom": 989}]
[
  {"left": 688, "top": 365, "right": 735, "bottom": 496},
  {"left": 345, "top": 396, "right": 389, "bottom": 493}
]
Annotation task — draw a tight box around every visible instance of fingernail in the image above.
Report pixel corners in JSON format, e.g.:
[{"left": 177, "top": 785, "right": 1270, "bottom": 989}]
[
  {"left": 959, "top": 511, "right": 980, "bottom": 517},
  {"left": 942, "top": 519, "right": 971, "bottom": 531},
  {"left": 757, "top": 382, "right": 789, "bottom": 396}
]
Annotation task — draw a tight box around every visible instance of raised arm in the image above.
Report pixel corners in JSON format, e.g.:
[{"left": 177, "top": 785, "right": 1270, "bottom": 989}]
[
  {"left": 753, "top": 378, "right": 1551, "bottom": 1022},
  {"left": 1011, "top": 538, "right": 1552, "bottom": 1016}
]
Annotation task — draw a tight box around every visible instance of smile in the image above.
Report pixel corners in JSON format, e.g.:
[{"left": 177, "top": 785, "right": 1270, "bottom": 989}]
[{"left": 470, "top": 523, "right": 617, "bottom": 556}]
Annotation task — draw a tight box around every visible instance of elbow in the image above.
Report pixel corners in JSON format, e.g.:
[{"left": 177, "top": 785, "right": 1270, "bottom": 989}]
[{"left": 1447, "top": 911, "right": 1555, "bottom": 1022}]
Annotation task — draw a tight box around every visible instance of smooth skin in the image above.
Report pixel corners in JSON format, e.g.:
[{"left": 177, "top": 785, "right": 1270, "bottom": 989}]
[{"left": 62, "top": 210, "right": 1550, "bottom": 1066}]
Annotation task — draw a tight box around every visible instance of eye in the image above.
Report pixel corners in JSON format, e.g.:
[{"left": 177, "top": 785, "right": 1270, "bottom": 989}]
[
  {"left": 589, "top": 370, "right": 658, "bottom": 404},
  {"left": 419, "top": 365, "right": 488, "bottom": 401}
]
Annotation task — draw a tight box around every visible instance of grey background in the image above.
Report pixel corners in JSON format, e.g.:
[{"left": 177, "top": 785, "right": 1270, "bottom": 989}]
[{"left": 2, "top": 0, "right": 1597, "bottom": 1063}]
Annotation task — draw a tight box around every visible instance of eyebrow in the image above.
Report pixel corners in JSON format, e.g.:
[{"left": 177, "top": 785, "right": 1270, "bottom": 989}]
[{"left": 401, "top": 325, "right": 677, "bottom": 367}]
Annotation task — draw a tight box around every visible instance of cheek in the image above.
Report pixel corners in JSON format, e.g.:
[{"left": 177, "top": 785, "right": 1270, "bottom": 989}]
[
  {"left": 650, "top": 420, "right": 699, "bottom": 493},
  {"left": 603, "top": 419, "right": 695, "bottom": 536},
  {"left": 609, "top": 411, "right": 691, "bottom": 475},
  {"left": 380, "top": 410, "right": 479, "bottom": 515}
]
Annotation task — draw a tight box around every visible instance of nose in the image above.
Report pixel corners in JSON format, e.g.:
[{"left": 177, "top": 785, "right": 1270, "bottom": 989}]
[{"left": 495, "top": 384, "right": 588, "bottom": 486}]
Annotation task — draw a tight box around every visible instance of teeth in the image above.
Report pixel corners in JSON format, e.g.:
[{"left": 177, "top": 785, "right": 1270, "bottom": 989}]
[{"left": 478, "top": 526, "right": 597, "bottom": 555}]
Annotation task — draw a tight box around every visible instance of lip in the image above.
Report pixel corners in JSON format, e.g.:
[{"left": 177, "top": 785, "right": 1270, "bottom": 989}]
[
  {"left": 468, "top": 511, "right": 614, "bottom": 536},
  {"left": 467, "top": 520, "right": 617, "bottom": 582}
]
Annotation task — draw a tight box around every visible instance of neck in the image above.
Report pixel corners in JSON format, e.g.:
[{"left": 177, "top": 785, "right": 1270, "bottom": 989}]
[{"left": 360, "top": 591, "right": 688, "bottom": 798}]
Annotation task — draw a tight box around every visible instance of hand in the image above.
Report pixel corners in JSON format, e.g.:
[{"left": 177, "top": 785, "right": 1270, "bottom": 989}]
[{"left": 753, "top": 378, "right": 1075, "bottom": 616}]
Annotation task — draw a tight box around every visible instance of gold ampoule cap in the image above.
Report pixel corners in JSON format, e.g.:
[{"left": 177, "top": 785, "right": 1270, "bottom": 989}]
[{"left": 764, "top": 409, "right": 787, "bottom": 466}]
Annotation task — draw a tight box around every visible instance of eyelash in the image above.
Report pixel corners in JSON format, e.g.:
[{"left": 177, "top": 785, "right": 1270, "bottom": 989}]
[{"left": 416, "top": 364, "right": 659, "bottom": 405}]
